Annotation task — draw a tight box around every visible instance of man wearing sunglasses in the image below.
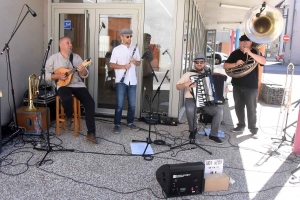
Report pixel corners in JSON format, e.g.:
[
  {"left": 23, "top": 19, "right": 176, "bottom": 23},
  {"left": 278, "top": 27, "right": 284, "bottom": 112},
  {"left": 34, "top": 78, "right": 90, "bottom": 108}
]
[
  {"left": 110, "top": 28, "right": 141, "bottom": 134},
  {"left": 176, "top": 53, "right": 224, "bottom": 144}
]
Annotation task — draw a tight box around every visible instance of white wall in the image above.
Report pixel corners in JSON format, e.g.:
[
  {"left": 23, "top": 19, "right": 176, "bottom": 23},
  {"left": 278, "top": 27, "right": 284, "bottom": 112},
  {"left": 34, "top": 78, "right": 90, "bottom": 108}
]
[{"left": 0, "top": 0, "right": 46, "bottom": 125}]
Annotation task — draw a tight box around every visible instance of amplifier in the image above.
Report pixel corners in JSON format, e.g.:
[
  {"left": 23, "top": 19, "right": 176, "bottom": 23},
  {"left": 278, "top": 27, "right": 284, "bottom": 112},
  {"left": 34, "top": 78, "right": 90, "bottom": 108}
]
[
  {"left": 159, "top": 116, "right": 178, "bottom": 126},
  {"left": 23, "top": 97, "right": 56, "bottom": 122},
  {"left": 156, "top": 162, "right": 205, "bottom": 197},
  {"left": 141, "top": 113, "right": 159, "bottom": 125},
  {"left": 15, "top": 106, "right": 50, "bottom": 133}
]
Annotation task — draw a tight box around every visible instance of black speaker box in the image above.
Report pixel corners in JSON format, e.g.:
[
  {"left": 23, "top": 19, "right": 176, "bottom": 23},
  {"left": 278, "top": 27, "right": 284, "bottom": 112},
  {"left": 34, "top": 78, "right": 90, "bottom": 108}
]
[
  {"left": 199, "top": 113, "right": 213, "bottom": 125},
  {"left": 159, "top": 116, "right": 178, "bottom": 126},
  {"left": 156, "top": 162, "right": 205, "bottom": 197}
]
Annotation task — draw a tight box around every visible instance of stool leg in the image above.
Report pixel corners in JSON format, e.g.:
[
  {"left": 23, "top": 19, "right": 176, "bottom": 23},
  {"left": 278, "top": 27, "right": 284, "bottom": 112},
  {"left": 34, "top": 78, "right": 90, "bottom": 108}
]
[
  {"left": 61, "top": 103, "right": 65, "bottom": 130},
  {"left": 73, "top": 97, "right": 78, "bottom": 137},
  {"left": 77, "top": 99, "right": 81, "bottom": 130},
  {"left": 56, "top": 96, "right": 60, "bottom": 136}
]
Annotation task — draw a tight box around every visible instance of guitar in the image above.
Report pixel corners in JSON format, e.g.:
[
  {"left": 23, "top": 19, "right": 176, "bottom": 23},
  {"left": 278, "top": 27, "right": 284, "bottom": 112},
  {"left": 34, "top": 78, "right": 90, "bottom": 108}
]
[{"left": 55, "top": 58, "right": 92, "bottom": 87}]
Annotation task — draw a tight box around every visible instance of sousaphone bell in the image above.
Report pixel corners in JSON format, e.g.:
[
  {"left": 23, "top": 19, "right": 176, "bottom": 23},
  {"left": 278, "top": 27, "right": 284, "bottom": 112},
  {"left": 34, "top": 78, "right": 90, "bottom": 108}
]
[{"left": 225, "top": 2, "right": 284, "bottom": 78}]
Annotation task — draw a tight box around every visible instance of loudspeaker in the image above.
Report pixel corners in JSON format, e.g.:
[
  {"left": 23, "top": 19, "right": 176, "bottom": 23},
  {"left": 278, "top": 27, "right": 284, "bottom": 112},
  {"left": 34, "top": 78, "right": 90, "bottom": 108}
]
[{"left": 156, "top": 162, "right": 205, "bottom": 197}]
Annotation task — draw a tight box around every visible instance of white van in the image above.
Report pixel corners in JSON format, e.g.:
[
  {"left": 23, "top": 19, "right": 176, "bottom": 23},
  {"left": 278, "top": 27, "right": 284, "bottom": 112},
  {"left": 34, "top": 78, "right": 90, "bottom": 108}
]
[{"left": 206, "top": 45, "right": 228, "bottom": 65}]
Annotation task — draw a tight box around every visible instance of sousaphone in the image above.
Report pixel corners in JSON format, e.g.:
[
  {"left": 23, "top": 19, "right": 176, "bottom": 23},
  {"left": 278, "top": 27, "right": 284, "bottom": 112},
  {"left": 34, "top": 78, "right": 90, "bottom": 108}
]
[{"left": 225, "top": 2, "right": 283, "bottom": 78}]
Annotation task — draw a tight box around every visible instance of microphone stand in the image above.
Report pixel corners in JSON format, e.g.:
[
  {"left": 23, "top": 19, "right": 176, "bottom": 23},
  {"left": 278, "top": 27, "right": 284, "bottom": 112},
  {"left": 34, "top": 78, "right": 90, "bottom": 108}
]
[
  {"left": 271, "top": 98, "right": 300, "bottom": 153},
  {"left": 34, "top": 40, "right": 74, "bottom": 166},
  {"left": 152, "top": 70, "right": 169, "bottom": 117},
  {"left": 132, "top": 55, "right": 159, "bottom": 161},
  {"left": 0, "top": 10, "right": 32, "bottom": 142},
  {"left": 170, "top": 74, "right": 212, "bottom": 155}
]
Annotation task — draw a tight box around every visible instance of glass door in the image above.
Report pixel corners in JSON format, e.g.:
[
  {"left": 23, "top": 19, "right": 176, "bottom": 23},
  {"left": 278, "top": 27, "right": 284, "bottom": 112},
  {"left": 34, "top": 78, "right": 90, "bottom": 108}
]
[
  {"left": 94, "top": 9, "right": 140, "bottom": 115},
  {"left": 52, "top": 5, "right": 142, "bottom": 116},
  {"left": 53, "top": 8, "right": 96, "bottom": 92}
]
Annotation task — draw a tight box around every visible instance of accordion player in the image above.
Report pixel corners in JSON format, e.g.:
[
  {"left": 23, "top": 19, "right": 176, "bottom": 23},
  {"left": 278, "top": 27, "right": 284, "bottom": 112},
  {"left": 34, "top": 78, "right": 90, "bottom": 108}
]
[{"left": 190, "top": 72, "right": 227, "bottom": 108}]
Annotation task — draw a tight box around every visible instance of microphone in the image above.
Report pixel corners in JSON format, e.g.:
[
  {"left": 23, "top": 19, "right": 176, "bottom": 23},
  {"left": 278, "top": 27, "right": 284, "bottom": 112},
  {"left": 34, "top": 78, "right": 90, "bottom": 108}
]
[
  {"left": 101, "top": 22, "right": 106, "bottom": 29},
  {"left": 142, "top": 51, "right": 149, "bottom": 59},
  {"left": 25, "top": 4, "right": 37, "bottom": 17},
  {"left": 162, "top": 49, "right": 168, "bottom": 55},
  {"left": 48, "top": 37, "right": 53, "bottom": 46}
]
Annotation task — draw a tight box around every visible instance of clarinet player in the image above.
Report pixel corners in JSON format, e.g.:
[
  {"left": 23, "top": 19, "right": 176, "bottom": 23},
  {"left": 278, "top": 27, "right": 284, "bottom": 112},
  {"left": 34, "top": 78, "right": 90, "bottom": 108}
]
[{"left": 110, "top": 28, "right": 141, "bottom": 134}]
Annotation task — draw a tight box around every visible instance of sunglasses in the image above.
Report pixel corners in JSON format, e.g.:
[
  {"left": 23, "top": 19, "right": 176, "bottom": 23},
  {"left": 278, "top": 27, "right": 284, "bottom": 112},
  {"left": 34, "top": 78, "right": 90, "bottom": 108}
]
[
  {"left": 124, "top": 35, "right": 133, "bottom": 39},
  {"left": 194, "top": 61, "right": 205, "bottom": 64}
]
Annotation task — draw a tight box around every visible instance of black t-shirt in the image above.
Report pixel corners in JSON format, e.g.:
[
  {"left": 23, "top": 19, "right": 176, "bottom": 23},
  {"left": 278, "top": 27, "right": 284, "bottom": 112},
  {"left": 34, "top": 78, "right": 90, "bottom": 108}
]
[{"left": 225, "top": 48, "right": 263, "bottom": 89}]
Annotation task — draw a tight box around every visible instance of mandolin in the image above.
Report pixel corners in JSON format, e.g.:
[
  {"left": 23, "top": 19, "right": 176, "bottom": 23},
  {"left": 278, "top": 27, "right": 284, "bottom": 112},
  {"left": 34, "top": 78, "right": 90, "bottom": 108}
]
[{"left": 55, "top": 58, "right": 92, "bottom": 86}]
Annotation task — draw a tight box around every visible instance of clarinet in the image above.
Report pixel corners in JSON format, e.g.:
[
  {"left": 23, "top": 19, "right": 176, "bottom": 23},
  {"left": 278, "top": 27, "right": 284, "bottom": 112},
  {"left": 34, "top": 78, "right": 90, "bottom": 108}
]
[{"left": 120, "top": 44, "right": 138, "bottom": 83}]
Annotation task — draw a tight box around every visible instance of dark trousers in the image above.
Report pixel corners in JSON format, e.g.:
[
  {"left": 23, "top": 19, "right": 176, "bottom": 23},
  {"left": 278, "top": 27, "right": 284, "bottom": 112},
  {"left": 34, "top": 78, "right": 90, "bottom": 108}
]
[
  {"left": 185, "top": 98, "right": 223, "bottom": 137},
  {"left": 232, "top": 86, "right": 258, "bottom": 130},
  {"left": 57, "top": 87, "right": 96, "bottom": 134}
]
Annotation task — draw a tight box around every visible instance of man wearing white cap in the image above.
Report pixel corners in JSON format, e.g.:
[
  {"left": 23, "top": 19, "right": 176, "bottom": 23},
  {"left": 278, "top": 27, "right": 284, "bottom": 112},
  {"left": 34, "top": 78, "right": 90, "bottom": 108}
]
[
  {"left": 176, "top": 53, "right": 224, "bottom": 144},
  {"left": 110, "top": 28, "right": 141, "bottom": 134}
]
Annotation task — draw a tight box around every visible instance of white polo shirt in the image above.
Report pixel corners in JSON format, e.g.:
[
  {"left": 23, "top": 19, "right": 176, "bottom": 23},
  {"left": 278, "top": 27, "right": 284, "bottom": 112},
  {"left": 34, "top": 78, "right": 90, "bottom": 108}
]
[{"left": 110, "top": 44, "right": 141, "bottom": 85}]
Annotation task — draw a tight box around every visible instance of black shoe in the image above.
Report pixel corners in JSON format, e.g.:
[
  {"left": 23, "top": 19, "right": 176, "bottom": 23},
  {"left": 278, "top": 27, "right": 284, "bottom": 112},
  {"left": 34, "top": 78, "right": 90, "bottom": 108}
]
[
  {"left": 231, "top": 126, "right": 245, "bottom": 133},
  {"left": 208, "top": 135, "right": 223, "bottom": 144}
]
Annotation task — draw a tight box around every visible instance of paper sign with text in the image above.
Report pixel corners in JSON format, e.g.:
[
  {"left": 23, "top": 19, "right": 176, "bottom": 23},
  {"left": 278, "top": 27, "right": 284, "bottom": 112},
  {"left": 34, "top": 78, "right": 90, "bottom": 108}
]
[{"left": 204, "top": 159, "right": 224, "bottom": 174}]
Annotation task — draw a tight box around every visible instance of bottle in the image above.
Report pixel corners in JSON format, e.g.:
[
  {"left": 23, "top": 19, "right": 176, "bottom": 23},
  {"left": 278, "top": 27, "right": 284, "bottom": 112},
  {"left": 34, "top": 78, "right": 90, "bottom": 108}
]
[{"left": 34, "top": 114, "right": 41, "bottom": 135}]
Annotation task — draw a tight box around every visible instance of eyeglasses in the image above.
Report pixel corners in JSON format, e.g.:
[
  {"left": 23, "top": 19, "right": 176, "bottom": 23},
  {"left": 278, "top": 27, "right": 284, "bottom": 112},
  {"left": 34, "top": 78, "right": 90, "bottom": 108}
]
[
  {"left": 124, "top": 35, "right": 133, "bottom": 39},
  {"left": 194, "top": 61, "right": 205, "bottom": 64}
]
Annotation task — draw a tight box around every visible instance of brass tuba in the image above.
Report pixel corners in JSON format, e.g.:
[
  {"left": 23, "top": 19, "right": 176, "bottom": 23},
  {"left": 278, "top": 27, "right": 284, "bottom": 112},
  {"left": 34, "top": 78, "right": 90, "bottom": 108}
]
[
  {"left": 225, "top": 2, "right": 283, "bottom": 78},
  {"left": 24, "top": 74, "right": 39, "bottom": 112}
]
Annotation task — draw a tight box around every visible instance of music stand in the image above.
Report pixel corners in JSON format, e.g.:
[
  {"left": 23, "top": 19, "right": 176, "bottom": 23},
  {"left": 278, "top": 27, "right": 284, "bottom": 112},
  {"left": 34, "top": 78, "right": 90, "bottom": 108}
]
[
  {"left": 33, "top": 39, "right": 74, "bottom": 166},
  {"left": 170, "top": 74, "right": 212, "bottom": 155},
  {"left": 132, "top": 52, "right": 159, "bottom": 160},
  {"left": 0, "top": 7, "right": 34, "bottom": 141}
]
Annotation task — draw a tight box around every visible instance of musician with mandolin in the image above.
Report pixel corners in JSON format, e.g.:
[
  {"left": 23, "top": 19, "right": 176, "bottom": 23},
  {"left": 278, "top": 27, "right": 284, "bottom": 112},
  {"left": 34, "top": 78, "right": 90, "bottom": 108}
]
[
  {"left": 110, "top": 28, "right": 141, "bottom": 134},
  {"left": 45, "top": 37, "right": 98, "bottom": 144},
  {"left": 176, "top": 53, "right": 224, "bottom": 144}
]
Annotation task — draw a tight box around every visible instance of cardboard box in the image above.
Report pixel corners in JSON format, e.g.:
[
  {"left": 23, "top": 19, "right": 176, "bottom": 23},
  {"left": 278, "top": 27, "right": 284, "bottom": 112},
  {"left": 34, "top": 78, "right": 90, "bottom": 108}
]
[{"left": 204, "top": 173, "right": 229, "bottom": 192}]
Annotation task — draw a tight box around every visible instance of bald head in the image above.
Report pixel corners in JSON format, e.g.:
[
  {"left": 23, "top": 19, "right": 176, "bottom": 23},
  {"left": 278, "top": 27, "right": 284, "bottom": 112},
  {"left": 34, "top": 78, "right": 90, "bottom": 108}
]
[{"left": 59, "top": 37, "right": 72, "bottom": 53}]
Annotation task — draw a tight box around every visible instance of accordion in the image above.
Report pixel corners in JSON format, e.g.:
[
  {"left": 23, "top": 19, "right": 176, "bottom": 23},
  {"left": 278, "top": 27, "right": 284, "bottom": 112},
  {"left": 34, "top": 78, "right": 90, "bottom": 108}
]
[{"left": 190, "top": 73, "right": 227, "bottom": 108}]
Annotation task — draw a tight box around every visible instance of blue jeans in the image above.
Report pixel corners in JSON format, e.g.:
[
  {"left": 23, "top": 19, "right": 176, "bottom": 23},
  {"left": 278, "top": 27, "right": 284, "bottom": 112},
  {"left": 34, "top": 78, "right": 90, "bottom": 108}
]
[
  {"left": 233, "top": 86, "right": 258, "bottom": 130},
  {"left": 114, "top": 83, "right": 136, "bottom": 125}
]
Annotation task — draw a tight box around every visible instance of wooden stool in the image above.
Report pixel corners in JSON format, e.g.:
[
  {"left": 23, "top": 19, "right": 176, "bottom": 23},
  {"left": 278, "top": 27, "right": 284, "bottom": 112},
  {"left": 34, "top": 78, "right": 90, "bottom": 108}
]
[{"left": 56, "top": 95, "right": 81, "bottom": 136}]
